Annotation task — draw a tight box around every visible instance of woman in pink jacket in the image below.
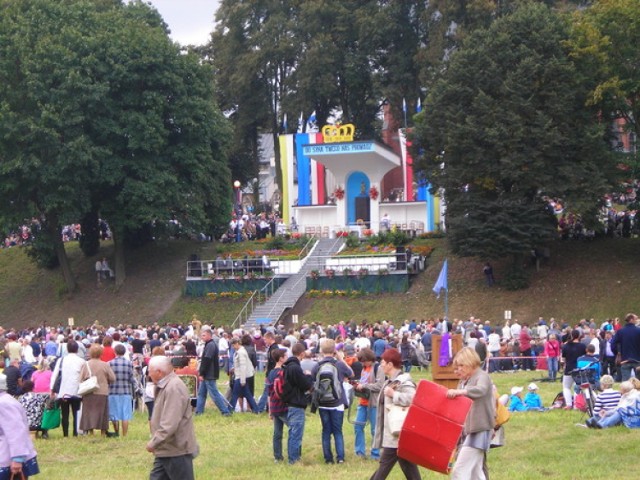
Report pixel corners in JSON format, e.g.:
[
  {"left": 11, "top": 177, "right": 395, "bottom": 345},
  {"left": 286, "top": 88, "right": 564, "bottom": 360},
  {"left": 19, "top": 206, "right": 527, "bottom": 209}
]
[{"left": 544, "top": 334, "right": 561, "bottom": 381}]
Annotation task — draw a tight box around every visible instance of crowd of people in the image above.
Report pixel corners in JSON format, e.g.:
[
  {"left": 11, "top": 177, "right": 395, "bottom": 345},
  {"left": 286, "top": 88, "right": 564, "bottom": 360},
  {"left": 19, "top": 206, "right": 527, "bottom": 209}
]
[
  {"left": 1, "top": 311, "right": 639, "bottom": 479},
  {"left": 221, "top": 211, "right": 291, "bottom": 243},
  {"left": 2, "top": 219, "right": 112, "bottom": 249}
]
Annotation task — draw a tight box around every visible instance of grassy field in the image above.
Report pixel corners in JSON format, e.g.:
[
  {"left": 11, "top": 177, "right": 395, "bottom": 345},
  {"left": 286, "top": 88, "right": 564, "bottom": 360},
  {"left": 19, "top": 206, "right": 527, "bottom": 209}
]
[
  {"left": 2, "top": 236, "right": 640, "bottom": 328},
  {"left": 31, "top": 368, "right": 640, "bottom": 480}
]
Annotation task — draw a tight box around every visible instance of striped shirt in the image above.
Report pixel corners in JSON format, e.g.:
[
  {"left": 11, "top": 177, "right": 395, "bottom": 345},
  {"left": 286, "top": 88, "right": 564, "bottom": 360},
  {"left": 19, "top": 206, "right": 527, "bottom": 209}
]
[{"left": 593, "top": 389, "right": 621, "bottom": 415}]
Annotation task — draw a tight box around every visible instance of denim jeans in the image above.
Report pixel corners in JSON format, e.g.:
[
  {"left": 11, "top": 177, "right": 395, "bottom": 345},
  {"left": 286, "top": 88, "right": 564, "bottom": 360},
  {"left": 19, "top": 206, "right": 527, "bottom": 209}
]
[
  {"left": 256, "top": 381, "right": 269, "bottom": 413},
  {"left": 402, "top": 360, "right": 412, "bottom": 373},
  {"left": 195, "top": 379, "right": 231, "bottom": 415},
  {"left": 547, "top": 357, "right": 559, "bottom": 380},
  {"left": 319, "top": 408, "right": 345, "bottom": 463},
  {"left": 598, "top": 410, "right": 622, "bottom": 428},
  {"left": 620, "top": 363, "right": 634, "bottom": 382},
  {"left": 287, "top": 407, "right": 306, "bottom": 464},
  {"left": 354, "top": 405, "right": 379, "bottom": 459},
  {"left": 272, "top": 414, "right": 288, "bottom": 461},
  {"left": 229, "top": 378, "right": 259, "bottom": 412}
]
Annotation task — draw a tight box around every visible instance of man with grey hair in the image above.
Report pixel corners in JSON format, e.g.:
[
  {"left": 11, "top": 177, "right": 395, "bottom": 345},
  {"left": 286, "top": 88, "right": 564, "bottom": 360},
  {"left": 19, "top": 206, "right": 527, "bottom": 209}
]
[{"left": 147, "top": 356, "right": 198, "bottom": 480}]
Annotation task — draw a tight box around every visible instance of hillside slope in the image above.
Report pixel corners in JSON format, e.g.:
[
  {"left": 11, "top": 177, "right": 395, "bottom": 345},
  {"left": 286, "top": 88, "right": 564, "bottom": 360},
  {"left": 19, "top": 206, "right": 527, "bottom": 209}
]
[{"left": 1, "top": 237, "right": 639, "bottom": 329}]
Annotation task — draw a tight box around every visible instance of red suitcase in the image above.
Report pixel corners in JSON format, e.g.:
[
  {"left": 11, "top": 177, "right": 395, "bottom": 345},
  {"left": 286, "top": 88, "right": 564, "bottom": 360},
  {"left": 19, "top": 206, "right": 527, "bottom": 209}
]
[{"left": 398, "top": 380, "right": 472, "bottom": 474}]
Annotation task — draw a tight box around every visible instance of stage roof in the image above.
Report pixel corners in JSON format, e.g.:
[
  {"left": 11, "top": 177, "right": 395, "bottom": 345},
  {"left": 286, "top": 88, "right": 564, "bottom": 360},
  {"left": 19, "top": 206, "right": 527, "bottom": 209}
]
[{"left": 302, "top": 141, "right": 401, "bottom": 179}]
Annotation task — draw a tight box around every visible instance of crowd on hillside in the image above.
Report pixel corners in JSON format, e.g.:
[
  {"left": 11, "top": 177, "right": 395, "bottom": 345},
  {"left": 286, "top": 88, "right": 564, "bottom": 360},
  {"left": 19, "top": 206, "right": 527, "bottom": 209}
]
[{"left": 1, "top": 219, "right": 112, "bottom": 249}]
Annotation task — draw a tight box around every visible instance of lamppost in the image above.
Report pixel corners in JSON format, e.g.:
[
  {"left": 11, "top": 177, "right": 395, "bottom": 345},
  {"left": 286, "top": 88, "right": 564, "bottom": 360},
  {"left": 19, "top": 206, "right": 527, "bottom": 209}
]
[{"left": 233, "top": 180, "right": 241, "bottom": 242}]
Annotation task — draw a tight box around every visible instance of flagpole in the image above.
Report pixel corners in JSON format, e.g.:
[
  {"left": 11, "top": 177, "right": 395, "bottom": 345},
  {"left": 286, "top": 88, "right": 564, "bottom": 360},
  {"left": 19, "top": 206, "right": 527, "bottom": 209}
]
[
  {"left": 402, "top": 98, "right": 407, "bottom": 130},
  {"left": 445, "top": 284, "right": 449, "bottom": 322}
]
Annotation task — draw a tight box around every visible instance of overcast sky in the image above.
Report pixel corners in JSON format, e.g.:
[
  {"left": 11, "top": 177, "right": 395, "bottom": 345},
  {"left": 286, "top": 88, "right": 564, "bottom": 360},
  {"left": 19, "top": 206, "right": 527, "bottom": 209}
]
[{"left": 144, "top": 0, "right": 221, "bottom": 45}]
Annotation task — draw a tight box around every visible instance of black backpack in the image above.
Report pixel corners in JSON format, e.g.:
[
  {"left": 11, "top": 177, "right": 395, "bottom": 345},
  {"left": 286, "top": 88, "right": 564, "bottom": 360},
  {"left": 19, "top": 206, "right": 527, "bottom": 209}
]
[{"left": 313, "top": 359, "right": 343, "bottom": 406}]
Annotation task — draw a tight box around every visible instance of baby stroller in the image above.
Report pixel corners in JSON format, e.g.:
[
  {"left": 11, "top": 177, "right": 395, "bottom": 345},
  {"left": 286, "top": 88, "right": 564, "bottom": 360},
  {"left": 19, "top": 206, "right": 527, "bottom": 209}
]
[{"left": 569, "top": 361, "right": 599, "bottom": 418}]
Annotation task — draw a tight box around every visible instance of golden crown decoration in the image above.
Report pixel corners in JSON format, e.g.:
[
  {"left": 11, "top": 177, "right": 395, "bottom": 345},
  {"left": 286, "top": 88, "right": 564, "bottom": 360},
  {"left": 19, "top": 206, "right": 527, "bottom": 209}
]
[{"left": 322, "top": 124, "right": 355, "bottom": 143}]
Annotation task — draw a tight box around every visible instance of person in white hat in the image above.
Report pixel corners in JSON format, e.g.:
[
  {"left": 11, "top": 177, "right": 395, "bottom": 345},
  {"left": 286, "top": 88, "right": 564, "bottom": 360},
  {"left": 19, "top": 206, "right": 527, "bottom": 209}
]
[
  {"left": 524, "top": 383, "right": 544, "bottom": 410},
  {"left": 508, "top": 386, "right": 527, "bottom": 412},
  {"left": 0, "top": 373, "right": 40, "bottom": 478}
]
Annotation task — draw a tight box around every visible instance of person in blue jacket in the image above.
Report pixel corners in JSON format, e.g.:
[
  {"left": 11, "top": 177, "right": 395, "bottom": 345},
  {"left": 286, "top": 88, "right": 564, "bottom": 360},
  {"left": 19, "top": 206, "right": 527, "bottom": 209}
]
[
  {"left": 508, "top": 386, "right": 527, "bottom": 412},
  {"left": 524, "top": 383, "right": 545, "bottom": 410}
]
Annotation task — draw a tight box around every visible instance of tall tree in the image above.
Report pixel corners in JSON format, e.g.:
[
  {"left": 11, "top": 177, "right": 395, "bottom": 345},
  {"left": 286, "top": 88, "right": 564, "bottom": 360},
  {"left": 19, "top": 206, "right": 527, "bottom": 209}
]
[
  {"left": 568, "top": 0, "right": 640, "bottom": 152},
  {"left": 0, "top": 0, "right": 110, "bottom": 291},
  {"left": 412, "top": 2, "right": 612, "bottom": 277},
  {"left": 211, "top": 0, "right": 299, "bottom": 191},
  {"left": 0, "top": 0, "right": 231, "bottom": 290}
]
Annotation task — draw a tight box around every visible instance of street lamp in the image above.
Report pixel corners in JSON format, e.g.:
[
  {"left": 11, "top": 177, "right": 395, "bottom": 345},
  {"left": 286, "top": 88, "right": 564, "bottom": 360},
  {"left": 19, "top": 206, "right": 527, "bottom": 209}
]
[
  {"left": 233, "top": 180, "right": 241, "bottom": 211},
  {"left": 233, "top": 180, "right": 241, "bottom": 242}
]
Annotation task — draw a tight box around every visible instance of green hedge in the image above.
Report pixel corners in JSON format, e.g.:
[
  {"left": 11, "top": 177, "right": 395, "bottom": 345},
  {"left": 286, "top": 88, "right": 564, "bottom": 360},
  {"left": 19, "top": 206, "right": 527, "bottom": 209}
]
[
  {"left": 306, "top": 274, "right": 408, "bottom": 293},
  {"left": 184, "top": 278, "right": 284, "bottom": 297}
]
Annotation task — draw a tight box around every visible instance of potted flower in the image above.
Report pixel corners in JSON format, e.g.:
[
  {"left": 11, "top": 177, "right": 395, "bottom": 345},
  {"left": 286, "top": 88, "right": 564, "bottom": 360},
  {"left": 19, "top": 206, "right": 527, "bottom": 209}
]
[
  {"left": 358, "top": 268, "right": 369, "bottom": 278},
  {"left": 310, "top": 269, "right": 320, "bottom": 280},
  {"left": 334, "top": 186, "right": 345, "bottom": 200},
  {"left": 325, "top": 268, "right": 336, "bottom": 278},
  {"left": 342, "top": 267, "right": 353, "bottom": 277},
  {"left": 378, "top": 268, "right": 389, "bottom": 276},
  {"left": 369, "top": 185, "right": 379, "bottom": 200}
]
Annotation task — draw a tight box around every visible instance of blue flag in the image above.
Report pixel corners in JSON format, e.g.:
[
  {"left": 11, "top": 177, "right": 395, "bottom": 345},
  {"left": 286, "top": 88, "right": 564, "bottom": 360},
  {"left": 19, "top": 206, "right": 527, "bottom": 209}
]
[
  {"left": 416, "top": 97, "right": 422, "bottom": 113},
  {"left": 432, "top": 259, "right": 448, "bottom": 298},
  {"left": 402, "top": 98, "right": 407, "bottom": 113},
  {"left": 283, "top": 113, "right": 288, "bottom": 131},
  {"left": 307, "top": 110, "right": 318, "bottom": 133}
]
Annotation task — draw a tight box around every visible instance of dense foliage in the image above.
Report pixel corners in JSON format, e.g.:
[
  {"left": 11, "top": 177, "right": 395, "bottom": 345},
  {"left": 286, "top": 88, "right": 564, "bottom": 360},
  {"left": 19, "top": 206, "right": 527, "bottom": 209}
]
[
  {"left": 412, "top": 2, "right": 612, "bottom": 270},
  {"left": 0, "top": 0, "right": 231, "bottom": 289}
]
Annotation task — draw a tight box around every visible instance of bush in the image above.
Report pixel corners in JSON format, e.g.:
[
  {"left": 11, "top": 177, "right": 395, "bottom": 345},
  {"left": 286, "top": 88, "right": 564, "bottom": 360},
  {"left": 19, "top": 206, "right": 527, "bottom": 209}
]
[
  {"left": 345, "top": 235, "right": 360, "bottom": 249},
  {"left": 503, "top": 267, "right": 530, "bottom": 290},
  {"left": 266, "top": 236, "right": 285, "bottom": 250}
]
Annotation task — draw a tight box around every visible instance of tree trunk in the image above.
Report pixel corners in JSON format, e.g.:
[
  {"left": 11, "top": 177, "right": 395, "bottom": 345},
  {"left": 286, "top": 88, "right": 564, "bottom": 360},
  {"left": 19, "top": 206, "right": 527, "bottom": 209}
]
[
  {"left": 111, "top": 228, "right": 126, "bottom": 289},
  {"left": 46, "top": 212, "right": 77, "bottom": 293}
]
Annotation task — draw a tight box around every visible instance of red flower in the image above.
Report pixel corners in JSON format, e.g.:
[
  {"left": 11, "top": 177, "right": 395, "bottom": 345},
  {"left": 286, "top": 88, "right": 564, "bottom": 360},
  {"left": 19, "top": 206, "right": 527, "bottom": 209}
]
[{"left": 369, "top": 186, "right": 379, "bottom": 200}]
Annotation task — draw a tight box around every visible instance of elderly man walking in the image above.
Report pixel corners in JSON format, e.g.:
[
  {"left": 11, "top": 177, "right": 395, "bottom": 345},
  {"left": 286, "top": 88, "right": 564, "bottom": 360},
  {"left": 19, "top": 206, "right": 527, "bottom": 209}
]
[{"left": 146, "top": 356, "right": 198, "bottom": 480}]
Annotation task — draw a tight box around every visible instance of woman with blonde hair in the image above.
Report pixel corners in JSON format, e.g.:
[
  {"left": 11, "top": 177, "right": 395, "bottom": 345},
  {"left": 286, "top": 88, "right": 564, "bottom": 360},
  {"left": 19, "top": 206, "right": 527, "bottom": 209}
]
[
  {"left": 447, "top": 347, "right": 495, "bottom": 480},
  {"left": 79, "top": 344, "right": 115, "bottom": 436}
]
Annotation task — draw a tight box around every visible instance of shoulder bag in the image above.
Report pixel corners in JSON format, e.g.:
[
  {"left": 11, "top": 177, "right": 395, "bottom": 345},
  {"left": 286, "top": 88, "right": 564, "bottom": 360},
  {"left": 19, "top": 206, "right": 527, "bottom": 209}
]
[
  {"left": 78, "top": 362, "right": 99, "bottom": 396},
  {"left": 386, "top": 379, "right": 412, "bottom": 436},
  {"left": 52, "top": 358, "right": 63, "bottom": 394},
  {"left": 387, "top": 402, "right": 410, "bottom": 436}
]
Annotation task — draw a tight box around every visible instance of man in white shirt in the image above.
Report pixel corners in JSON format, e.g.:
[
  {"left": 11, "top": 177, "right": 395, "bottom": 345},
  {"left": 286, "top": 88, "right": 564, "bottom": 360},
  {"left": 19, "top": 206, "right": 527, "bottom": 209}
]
[{"left": 510, "top": 320, "right": 522, "bottom": 338}]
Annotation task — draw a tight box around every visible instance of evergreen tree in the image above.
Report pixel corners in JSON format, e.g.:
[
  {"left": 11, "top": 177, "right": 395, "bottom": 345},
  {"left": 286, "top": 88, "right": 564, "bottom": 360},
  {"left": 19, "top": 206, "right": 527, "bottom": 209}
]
[{"left": 413, "top": 2, "right": 612, "bottom": 280}]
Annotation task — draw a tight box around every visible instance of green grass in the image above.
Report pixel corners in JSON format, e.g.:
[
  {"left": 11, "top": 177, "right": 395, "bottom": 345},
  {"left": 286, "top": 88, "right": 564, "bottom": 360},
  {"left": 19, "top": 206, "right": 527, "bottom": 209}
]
[
  {"left": 2, "top": 236, "right": 640, "bottom": 328},
  {"left": 32, "top": 369, "right": 640, "bottom": 479}
]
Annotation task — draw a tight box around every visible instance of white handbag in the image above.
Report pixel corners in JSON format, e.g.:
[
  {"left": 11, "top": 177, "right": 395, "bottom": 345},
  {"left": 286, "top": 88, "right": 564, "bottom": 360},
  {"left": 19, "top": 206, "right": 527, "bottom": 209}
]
[
  {"left": 387, "top": 402, "right": 410, "bottom": 436},
  {"left": 78, "top": 362, "right": 99, "bottom": 396}
]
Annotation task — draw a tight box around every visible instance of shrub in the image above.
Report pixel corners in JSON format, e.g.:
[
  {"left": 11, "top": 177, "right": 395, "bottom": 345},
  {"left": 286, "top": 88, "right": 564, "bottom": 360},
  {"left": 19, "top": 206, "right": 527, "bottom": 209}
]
[
  {"left": 345, "top": 235, "right": 360, "bottom": 249},
  {"left": 503, "top": 267, "right": 530, "bottom": 290},
  {"left": 266, "top": 236, "right": 285, "bottom": 250}
]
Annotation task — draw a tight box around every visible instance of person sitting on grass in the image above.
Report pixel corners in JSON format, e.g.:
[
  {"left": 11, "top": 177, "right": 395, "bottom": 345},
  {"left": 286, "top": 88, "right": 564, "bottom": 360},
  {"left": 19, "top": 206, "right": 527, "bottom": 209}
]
[
  {"left": 524, "top": 383, "right": 545, "bottom": 410},
  {"left": 585, "top": 375, "right": 620, "bottom": 429},
  {"left": 508, "top": 386, "right": 527, "bottom": 412},
  {"left": 587, "top": 380, "right": 640, "bottom": 429}
]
